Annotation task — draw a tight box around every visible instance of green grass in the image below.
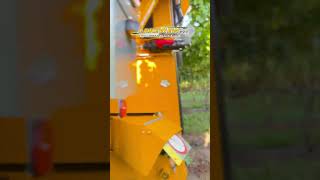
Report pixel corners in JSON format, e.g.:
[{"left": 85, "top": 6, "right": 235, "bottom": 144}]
[
  {"left": 181, "top": 90, "right": 210, "bottom": 134},
  {"left": 226, "top": 93, "right": 305, "bottom": 125},
  {"left": 183, "top": 111, "right": 210, "bottom": 134},
  {"left": 181, "top": 89, "right": 320, "bottom": 148},
  {"left": 234, "top": 158, "right": 320, "bottom": 180},
  {"left": 219, "top": 92, "right": 320, "bottom": 179},
  {"left": 225, "top": 92, "right": 320, "bottom": 148},
  {"left": 230, "top": 128, "right": 304, "bottom": 149},
  {"left": 232, "top": 127, "right": 320, "bottom": 149},
  {"left": 181, "top": 91, "right": 209, "bottom": 109}
]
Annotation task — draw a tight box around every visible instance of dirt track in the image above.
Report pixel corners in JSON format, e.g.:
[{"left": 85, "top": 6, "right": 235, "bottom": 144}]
[{"left": 184, "top": 133, "right": 210, "bottom": 180}]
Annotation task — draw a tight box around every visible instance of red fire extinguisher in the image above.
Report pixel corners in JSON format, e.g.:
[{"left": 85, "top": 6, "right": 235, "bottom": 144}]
[
  {"left": 31, "top": 120, "right": 53, "bottom": 176},
  {"left": 119, "top": 99, "right": 127, "bottom": 118}
]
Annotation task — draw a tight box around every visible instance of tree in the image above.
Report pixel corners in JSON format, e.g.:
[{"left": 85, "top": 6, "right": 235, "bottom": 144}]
[
  {"left": 221, "top": 0, "right": 320, "bottom": 152},
  {"left": 181, "top": 0, "right": 210, "bottom": 84},
  {"left": 221, "top": 0, "right": 320, "bottom": 91}
]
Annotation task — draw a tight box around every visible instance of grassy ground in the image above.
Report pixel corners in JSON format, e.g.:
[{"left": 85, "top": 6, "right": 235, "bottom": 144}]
[
  {"left": 226, "top": 92, "right": 320, "bottom": 148},
  {"left": 181, "top": 89, "right": 320, "bottom": 179},
  {"left": 226, "top": 93, "right": 305, "bottom": 124},
  {"left": 180, "top": 90, "right": 210, "bottom": 180},
  {"left": 180, "top": 89, "right": 320, "bottom": 148},
  {"left": 226, "top": 92, "right": 320, "bottom": 179},
  {"left": 234, "top": 157, "right": 320, "bottom": 180},
  {"left": 183, "top": 112, "right": 210, "bottom": 134},
  {"left": 181, "top": 91, "right": 210, "bottom": 134}
]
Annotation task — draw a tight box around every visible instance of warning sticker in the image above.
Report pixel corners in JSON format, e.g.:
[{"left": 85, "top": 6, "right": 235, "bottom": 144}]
[{"left": 163, "top": 134, "right": 191, "bottom": 166}]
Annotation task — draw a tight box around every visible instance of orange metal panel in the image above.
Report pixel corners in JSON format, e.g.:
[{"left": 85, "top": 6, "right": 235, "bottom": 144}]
[
  {"left": 0, "top": 118, "right": 27, "bottom": 164},
  {"left": 32, "top": 171, "right": 108, "bottom": 180},
  {"left": 110, "top": 115, "right": 181, "bottom": 176},
  {"left": 212, "top": 65, "right": 225, "bottom": 180},
  {"left": 52, "top": 105, "right": 108, "bottom": 163},
  {"left": 181, "top": 0, "right": 190, "bottom": 15},
  {"left": 0, "top": 172, "right": 28, "bottom": 180},
  {"left": 17, "top": 0, "right": 108, "bottom": 164},
  {"left": 139, "top": 0, "right": 159, "bottom": 28},
  {"left": 110, "top": 0, "right": 189, "bottom": 179},
  {"left": 111, "top": 151, "right": 187, "bottom": 179},
  {"left": 152, "top": 0, "right": 174, "bottom": 26}
]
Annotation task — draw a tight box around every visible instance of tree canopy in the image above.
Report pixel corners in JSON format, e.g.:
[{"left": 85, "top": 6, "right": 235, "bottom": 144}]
[
  {"left": 181, "top": 0, "right": 210, "bottom": 82},
  {"left": 219, "top": 0, "right": 320, "bottom": 93}
]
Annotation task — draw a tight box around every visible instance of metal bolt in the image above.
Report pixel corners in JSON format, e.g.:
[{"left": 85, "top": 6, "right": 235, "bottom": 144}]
[{"left": 161, "top": 172, "right": 169, "bottom": 180}]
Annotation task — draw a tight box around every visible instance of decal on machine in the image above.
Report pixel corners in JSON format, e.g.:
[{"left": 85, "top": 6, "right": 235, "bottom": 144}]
[
  {"left": 168, "top": 135, "right": 187, "bottom": 154},
  {"left": 163, "top": 134, "right": 191, "bottom": 166}
]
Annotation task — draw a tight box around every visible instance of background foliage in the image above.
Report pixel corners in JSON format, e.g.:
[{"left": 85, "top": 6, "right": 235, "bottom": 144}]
[
  {"left": 216, "top": 1, "right": 320, "bottom": 179},
  {"left": 180, "top": 0, "right": 210, "bottom": 85},
  {"left": 220, "top": 0, "right": 320, "bottom": 94}
]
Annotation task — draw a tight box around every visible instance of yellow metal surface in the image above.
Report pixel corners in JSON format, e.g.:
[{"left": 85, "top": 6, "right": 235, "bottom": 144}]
[
  {"left": 138, "top": 0, "right": 159, "bottom": 28},
  {"left": 111, "top": 0, "right": 181, "bottom": 119},
  {"left": 0, "top": 172, "right": 28, "bottom": 180},
  {"left": 0, "top": 118, "right": 27, "bottom": 164},
  {"left": 110, "top": 0, "right": 182, "bottom": 127},
  {"left": 16, "top": 0, "right": 108, "bottom": 164},
  {"left": 111, "top": 115, "right": 181, "bottom": 176},
  {"left": 111, "top": 0, "right": 189, "bottom": 179},
  {"left": 0, "top": 171, "right": 108, "bottom": 180},
  {"left": 152, "top": 0, "right": 172, "bottom": 27},
  {"left": 31, "top": 171, "right": 108, "bottom": 180},
  {"left": 124, "top": 55, "right": 180, "bottom": 122},
  {"left": 111, "top": 152, "right": 187, "bottom": 180},
  {"left": 181, "top": 0, "right": 190, "bottom": 15},
  {"left": 0, "top": 0, "right": 193, "bottom": 178},
  {"left": 212, "top": 64, "right": 225, "bottom": 180},
  {"left": 52, "top": 105, "right": 108, "bottom": 163},
  {"left": 0, "top": 0, "right": 108, "bottom": 179}
]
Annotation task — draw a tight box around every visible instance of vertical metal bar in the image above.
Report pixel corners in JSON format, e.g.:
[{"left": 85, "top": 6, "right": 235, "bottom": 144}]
[{"left": 212, "top": 0, "right": 232, "bottom": 179}]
